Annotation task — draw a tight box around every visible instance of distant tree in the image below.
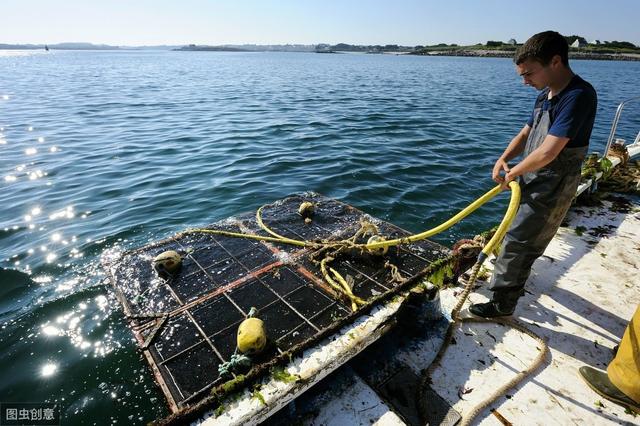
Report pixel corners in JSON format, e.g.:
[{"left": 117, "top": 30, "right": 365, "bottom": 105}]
[
  {"left": 486, "top": 41, "right": 503, "bottom": 47},
  {"left": 604, "top": 40, "right": 637, "bottom": 49},
  {"left": 334, "top": 43, "right": 352, "bottom": 50},
  {"left": 414, "top": 45, "right": 424, "bottom": 50},
  {"left": 384, "top": 44, "right": 399, "bottom": 51}
]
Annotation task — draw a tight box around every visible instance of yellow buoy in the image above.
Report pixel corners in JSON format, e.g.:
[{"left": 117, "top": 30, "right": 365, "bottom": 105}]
[
  {"left": 237, "top": 317, "right": 267, "bottom": 355},
  {"left": 152, "top": 250, "right": 182, "bottom": 277},
  {"left": 298, "top": 201, "right": 315, "bottom": 220},
  {"left": 366, "top": 235, "right": 389, "bottom": 256}
]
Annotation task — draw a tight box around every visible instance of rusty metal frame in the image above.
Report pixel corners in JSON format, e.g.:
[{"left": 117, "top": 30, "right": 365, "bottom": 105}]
[{"left": 103, "top": 193, "right": 449, "bottom": 415}]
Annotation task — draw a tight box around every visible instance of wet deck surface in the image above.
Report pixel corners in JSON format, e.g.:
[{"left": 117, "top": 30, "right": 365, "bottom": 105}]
[{"left": 439, "top": 195, "right": 640, "bottom": 425}]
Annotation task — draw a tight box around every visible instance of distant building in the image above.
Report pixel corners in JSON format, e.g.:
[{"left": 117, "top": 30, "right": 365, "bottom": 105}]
[
  {"left": 507, "top": 38, "right": 517, "bottom": 45},
  {"left": 571, "top": 39, "right": 587, "bottom": 48}
]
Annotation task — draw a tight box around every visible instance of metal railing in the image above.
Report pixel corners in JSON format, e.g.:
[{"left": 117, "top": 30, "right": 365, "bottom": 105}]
[
  {"left": 576, "top": 96, "right": 640, "bottom": 198},
  {"left": 604, "top": 95, "right": 640, "bottom": 155}
]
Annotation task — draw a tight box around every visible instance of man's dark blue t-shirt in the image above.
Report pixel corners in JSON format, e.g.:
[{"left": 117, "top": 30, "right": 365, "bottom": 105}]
[{"left": 526, "top": 75, "right": 597, "bottom": 148}]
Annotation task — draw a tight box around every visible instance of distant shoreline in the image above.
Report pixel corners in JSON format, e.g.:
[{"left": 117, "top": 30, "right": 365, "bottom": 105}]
[
  {"left": 171, "top": 46, "right": 640, "bottom": 61},
  {"left": 2, "top": 43, "right": 639, "bottom": 61},
  {"left": 411, "top": 49, "right": 640, "bottom": 61}
]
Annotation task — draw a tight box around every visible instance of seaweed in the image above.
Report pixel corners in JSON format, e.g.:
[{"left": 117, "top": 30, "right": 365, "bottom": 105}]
[
  {"left": 213, "top": 404, "right": 225, "bottom": 417},
  {"left": 216, "top": 374, "right": 247, "bottom": 395},
  {"left": 270, "top": 365, "right": 299, "bottom": 383},
  {"left": 251, "top": 384, "right": 266, "bottom": 406},
  {"left": 581, "top": 153, "right": 613, "bottom": 181},
  {"left": 424, "top": 256, "right": 455, "bottom": 288}
]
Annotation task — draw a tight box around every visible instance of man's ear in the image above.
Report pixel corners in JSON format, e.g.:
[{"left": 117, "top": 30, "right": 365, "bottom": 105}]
[{"left": 551, "top": 54, "right": 562, "bottom": 68}]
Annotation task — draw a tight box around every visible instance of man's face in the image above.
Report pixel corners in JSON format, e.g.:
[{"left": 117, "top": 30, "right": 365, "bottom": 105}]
[{"left": 516, "top": 59, "right": 551, "bottom": 90}]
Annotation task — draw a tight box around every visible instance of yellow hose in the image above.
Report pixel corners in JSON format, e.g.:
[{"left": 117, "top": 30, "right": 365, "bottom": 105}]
[
  {"left": 184, "top": 228, "right": 309, "bottom": 246},
  {"left": 255, "top": 205, "right": 310, "bottom": 247},
  {"left": 363, "top": 184, "right": 514, "bottom": 250},
  {"left": 189, "top": 183, "right": 520, "bottom": 255},
  {"left": 481, "top": 181, "right": 521, "bottom": 256}
]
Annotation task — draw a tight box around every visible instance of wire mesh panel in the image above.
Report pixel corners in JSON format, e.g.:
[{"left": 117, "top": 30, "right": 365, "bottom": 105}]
[{"left": 104, "top": 192, "right": 449, "bottom": 412}]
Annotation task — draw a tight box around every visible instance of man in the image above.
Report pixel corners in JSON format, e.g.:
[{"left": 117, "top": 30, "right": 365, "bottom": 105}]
[
  {"left": 470, "top": 31, "right": 597, "bottom": 318},
  {"left": 579, "top": 304, "right": 640, "bottom": 414}
]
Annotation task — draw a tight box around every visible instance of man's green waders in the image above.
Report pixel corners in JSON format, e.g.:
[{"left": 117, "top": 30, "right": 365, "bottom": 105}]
[{"left": 489, "top": 104, "right": 588, "bottom": 309}]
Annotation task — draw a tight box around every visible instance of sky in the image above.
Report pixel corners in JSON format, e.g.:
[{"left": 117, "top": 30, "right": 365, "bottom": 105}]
[{"left": 1, "top": 0, "right": 638, "bottom": 47}]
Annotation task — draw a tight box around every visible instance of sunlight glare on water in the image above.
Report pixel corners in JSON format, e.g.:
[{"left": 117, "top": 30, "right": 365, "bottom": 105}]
[{"left": 41, "top": 362, "right": 58, "bottom": 377}]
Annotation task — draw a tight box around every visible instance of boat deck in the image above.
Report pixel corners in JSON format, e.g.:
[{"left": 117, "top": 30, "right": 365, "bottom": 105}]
[{"left": 263, "top": 193, "right": 640, "bottom": 426}]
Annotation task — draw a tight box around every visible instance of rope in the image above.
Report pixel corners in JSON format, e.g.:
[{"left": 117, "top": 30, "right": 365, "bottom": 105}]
[
  {"left": 255, "top": 205, "right": 312, "bottom": 247},
  {"left": 460, "top": 318, "right": 548, "bottom": 425},
  {"left": 607, "top": 142, "right": 630, "bottom": 166},
  {"left": 322, "top": 219, "right": 381, "bottom": 309},
  {"left": 217, "top": 353, "right": 252, "bottom": 378},
  {"left": 419, "top": 181, "right": 550, "bottom": 426},
  {"left": 217, "top": 307, "right": 259, "bottom": 377}
]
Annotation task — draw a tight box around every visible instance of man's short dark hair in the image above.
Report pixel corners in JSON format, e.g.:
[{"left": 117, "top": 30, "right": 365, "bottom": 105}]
[{"left": 514, "top": 31, "right": 569, "bottom": 66}]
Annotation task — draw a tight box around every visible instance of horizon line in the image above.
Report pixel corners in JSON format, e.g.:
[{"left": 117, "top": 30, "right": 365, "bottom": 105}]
[{"left": 3, "top": 39, "right": 639, "bottom": 48}]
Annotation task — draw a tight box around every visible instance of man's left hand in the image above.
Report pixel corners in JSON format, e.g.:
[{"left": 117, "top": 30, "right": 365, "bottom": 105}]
[{"left": 501, "top": 171, "right": 516, "bottom": 190}]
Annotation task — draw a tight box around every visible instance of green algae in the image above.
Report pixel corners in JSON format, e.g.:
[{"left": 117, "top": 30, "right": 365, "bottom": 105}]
[{"left": 270, "top": 366, "right": 299, "bottom": 383}]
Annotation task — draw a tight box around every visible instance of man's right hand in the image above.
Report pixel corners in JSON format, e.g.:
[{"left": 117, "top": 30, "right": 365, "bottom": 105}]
[{"left": 492, "top": 158, "right": 511, "bottom": 184}]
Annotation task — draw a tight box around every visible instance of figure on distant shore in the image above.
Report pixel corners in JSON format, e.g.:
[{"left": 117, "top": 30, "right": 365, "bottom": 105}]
[
  {"left": 579, "top": 305, "right": 640, "bottom": 414},
  {"left": 469, "top": 31, "right": 598, "bottom": 318}
]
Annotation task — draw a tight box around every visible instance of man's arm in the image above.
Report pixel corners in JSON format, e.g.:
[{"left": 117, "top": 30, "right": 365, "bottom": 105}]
[
  {"left": 493, "top": 124, "right": 531, "bottom": 183},
  {"left": 503, "top": 134, "right": 571, "bottom": 186}
]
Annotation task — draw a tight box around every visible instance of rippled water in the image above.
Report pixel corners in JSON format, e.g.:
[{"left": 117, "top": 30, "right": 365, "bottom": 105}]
[{"left": 1, "top": 50, "right": 639, "bottom": 424}]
